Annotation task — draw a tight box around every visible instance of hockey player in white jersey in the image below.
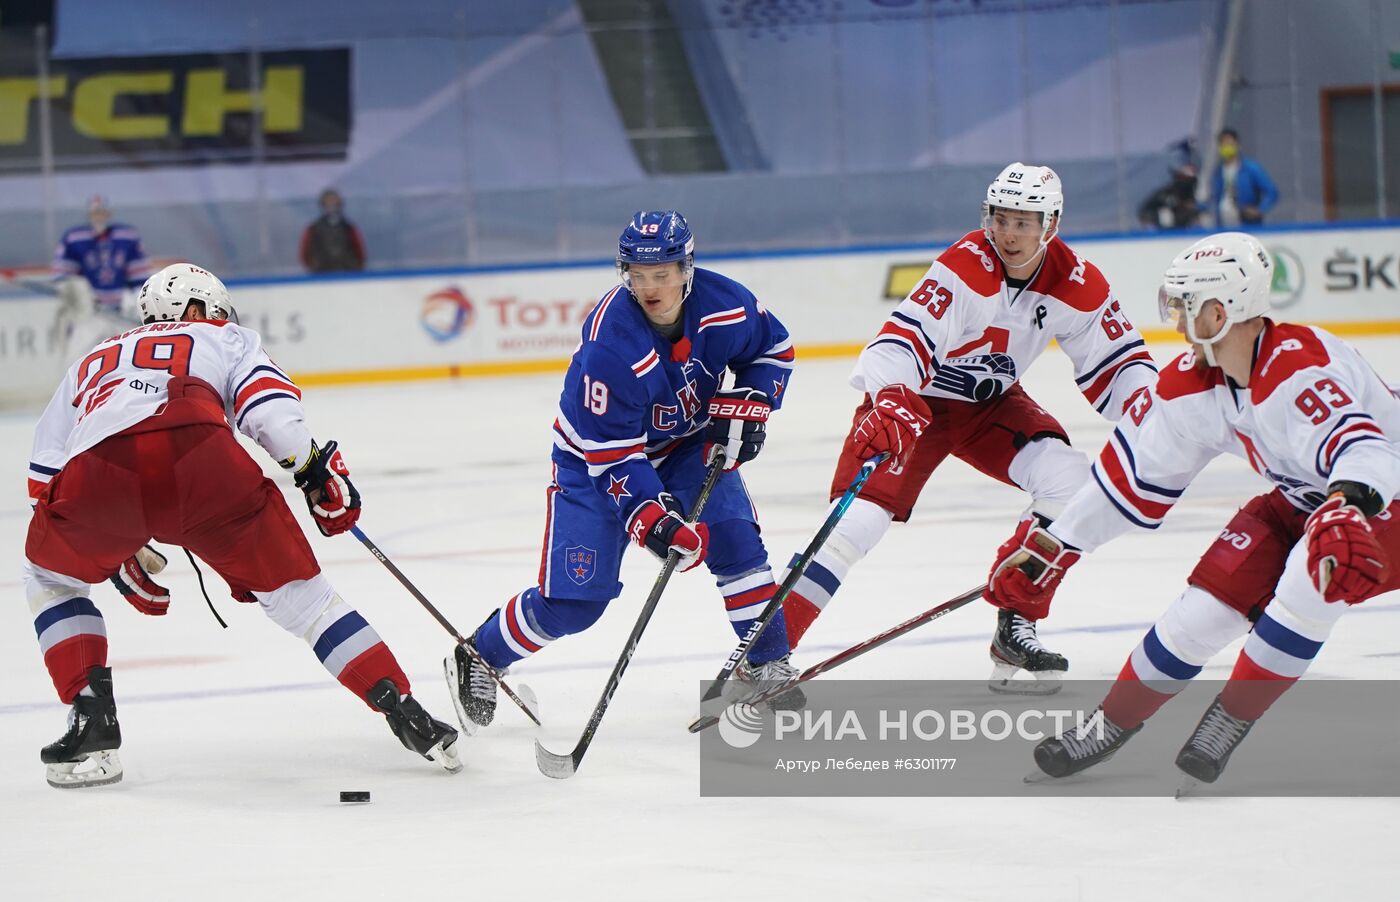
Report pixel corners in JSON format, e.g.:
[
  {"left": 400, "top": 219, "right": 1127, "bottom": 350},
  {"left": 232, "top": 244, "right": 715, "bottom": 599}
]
[
  {"left": 24, "top": 263, "right": 461, "bottom": 787},
  {"left": 987, "top": 232, "right": 1400, "bottom": 784},
  {"left": 781, "top": 163, "right": 1158, "bottom": 693}
]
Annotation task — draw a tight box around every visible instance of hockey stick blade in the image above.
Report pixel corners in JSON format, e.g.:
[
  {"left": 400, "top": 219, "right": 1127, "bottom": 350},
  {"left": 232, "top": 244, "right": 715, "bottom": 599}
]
[
  {"left": 535, "top": 737, "right": 581, "bottom": 779},
  {"left": 352, "top": 525, "right": 541, "bottom": 726},
  {"left": 535, "top": 453, "right": 727, "bottom": 779},
  {"left": 696, "top": 452, "right": 889, "bottom": 707},
  {"left": 688, "top": 583, "right": 984, "bottom": 733}
]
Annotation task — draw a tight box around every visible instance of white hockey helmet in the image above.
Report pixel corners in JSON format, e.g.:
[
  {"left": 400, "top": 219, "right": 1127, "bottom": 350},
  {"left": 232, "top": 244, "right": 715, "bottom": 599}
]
[
  {"left": 137, "top": 263, "right": 234, "bottom": 324},
  {"left": 1157, "top": 231, "right": 1272, "bottom": 365},
  {"left": 982, "top": 162, "right": 1064, "bottom": 256}
]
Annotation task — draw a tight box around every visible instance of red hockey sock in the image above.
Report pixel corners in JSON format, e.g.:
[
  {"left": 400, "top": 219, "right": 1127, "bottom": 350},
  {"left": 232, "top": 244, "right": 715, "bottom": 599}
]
[
  {"left": 338, "top": 643, "right": 410, "bottom": 710},
  {"left": 1100, "top": 658, "right": 1176, "bottom": 731},
  {"left": 783, "top": 592, "right": 821, "bottom": 649},
  {"left": 1218, "top": 651, "right": 1295, "bottom": 721}
]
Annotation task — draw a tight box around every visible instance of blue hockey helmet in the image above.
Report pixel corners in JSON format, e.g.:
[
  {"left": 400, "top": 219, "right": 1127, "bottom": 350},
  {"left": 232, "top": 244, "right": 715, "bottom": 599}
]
[{"left": 617, "top": 211, "right": 695, "bottom": 298}]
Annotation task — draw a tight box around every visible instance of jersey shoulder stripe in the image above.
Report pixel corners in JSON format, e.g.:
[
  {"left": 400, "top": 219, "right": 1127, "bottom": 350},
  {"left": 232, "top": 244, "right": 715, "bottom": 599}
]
[
  {"left": 586, "top": 285, "right": 625, "bottom": 343},
  {"left": 698, "top": 306, "right": 746, "bottom": 332},
  {"left": 632, "top": 349, "right": 660, "bottom": 377}
]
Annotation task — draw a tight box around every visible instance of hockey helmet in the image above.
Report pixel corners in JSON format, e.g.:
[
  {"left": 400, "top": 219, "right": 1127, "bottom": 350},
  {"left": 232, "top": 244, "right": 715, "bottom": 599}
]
[
  {"left": 982, "top": 163, "right": 1064, "bottom": 257},
  {"left": 137, "top": 263, "right": 234, "bottom": 324},
  {"left": 1158, "top": 231, "right": 1272, "bottom": 364},
  {"left": 617, "top": 211, "right": 695, "bottom": 299}
]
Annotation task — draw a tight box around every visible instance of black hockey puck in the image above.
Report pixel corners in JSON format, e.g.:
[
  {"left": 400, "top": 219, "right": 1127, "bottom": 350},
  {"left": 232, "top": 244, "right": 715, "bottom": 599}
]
[{"left": 339, "top": 791, "right": 371, "bottom": 803}]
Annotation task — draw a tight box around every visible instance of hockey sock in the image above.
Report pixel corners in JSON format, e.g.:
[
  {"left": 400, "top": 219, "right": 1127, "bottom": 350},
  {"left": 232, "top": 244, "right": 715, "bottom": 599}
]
[
  {"left": 1217, "top": 609, "right": 1320, "bottom": 720},
  {"left": 304, "top": 595, "right": 409, "bottom": 708},
  {"left": 780, "top": 499, "right": 891, "bottom": 649},
  {"left": 1100, "top": 625, "right": 1203, "bottom": 730},
  {"left": 1101, "top": 658, "right": 1178, "bottom": 731},
  {"left": 717, "top": 568, "right": 790, "bottom": 664},
  {"left": 473, "top": 588, "right": 606, "bottom": 670},
  {"left": 33, "top": 596, "right": 109, "bottom": 704},
  {"left": 783, "top": 556, "right": 840, "bottom": 649}
]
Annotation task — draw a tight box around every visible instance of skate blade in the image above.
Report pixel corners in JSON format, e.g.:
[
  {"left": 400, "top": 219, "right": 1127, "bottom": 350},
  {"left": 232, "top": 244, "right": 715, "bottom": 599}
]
[
  {"left": 1174, "top": 777, "right": 1202, "bottom": 800},
  {"left": 517, "top": 684, "right": 541, "bottom": 730},
  {"left": 46, "top": 750, "right": 123, "bottom": 789},
  {"left": 987, "top": 667, "right": 1064, "bottom": 697},
  {"left": 429, "top": 735, "right": 464, "bottom": 775}
]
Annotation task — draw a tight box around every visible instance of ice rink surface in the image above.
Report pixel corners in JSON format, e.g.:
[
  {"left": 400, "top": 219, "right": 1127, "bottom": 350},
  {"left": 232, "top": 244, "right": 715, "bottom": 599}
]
[{"left": 3, "top": 338, "right": 1398, "bottom": 901}]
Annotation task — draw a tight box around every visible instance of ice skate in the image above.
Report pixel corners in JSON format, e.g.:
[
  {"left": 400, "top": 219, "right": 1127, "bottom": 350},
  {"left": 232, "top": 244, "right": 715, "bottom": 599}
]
[
  {"left": 1028, "top": 706, "right": 1142, "bottom": 780},
  {"left": 368, "top": 679, "right": 462, "bottom": 774},
  {"left": 444, "top": 638, "right": 501, "bottom": 735},
  {"left": 41, "top": 666, "right": 123, "bottom": 789},
  {"left": 988, "top": 609, "right": 1068, "bottom": 696},
  {"left": 733, "top": 654, "right": 806, "bottom": 712},
  {"left": 1174, "top": 695, "right": 1254, "bottom": 786}
]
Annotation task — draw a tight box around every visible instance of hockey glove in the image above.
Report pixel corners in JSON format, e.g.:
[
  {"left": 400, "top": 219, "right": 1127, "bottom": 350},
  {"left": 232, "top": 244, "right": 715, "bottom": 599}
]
[
  {"left": 848, "top": 384, "right": 931, "bottom": 471},
  {"left": 1304, "top": 495, "right": 1388, "bottom": 604},
  {"left": 110, "top": 544, "right": 171, "bottom": 616},
  {"left": 984, "top": 518, "right": 1081, "bottom": 620},
  {"left": 627, "top": 493, "right": 709, "bottom": 572},
  {"left": 705, "top": 388, "right": 771, "bottom": 471},
  {"left": 290, "top": 439, "right": 362, "bottom": 537}
]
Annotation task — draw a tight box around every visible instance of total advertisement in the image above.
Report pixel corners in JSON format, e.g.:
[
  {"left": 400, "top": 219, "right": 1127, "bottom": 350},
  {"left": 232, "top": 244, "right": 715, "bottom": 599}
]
[{"left": 1, "top": 224, "right": 1398, "bottom": 402}]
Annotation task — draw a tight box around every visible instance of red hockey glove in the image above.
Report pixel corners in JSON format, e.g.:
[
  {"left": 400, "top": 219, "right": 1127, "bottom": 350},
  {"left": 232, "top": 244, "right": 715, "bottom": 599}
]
[
  {"left": 627, "top": 494, "right": 709, "bottom": 572},
  {"left": 984, "top": 518, "right": 1081, "bottom": 620},
  {"left": 291, "top": 440, "right": 362, "bottom": 537},
  {"left": 1305, "top": 495, "right": 1388, "bottom": 604},
  {"left": 848, "top": 384, "right": 931, "bottom": 471},
  {"left": 705, "top": 388, "right": 771, "bottom": 471},
  {"left": 109, "top": 544, "right": 171, "bottom": 616}
]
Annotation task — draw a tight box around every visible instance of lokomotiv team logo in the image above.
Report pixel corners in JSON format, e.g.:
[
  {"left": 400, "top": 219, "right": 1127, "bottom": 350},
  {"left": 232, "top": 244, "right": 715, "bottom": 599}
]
[{"left": 420, "top": 286, "right": 475, "bottom": 342}]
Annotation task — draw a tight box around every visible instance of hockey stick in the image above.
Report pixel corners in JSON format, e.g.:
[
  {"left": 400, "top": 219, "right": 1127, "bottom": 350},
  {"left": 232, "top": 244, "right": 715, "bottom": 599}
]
[
  {"left": 350, "top": 525, "right": 541, "bottom": 727},
  {"left": 688, "top": 583, "right": 985, "bottom": 733},
  {"left": 536, "top": 451, "right": 727, "bottom": 779},
  {"left": 0, "top": 266, "right": 60, "bottom": 297},
  {"left": 696, "top": 451, "right": 889, "bottom": 707}
]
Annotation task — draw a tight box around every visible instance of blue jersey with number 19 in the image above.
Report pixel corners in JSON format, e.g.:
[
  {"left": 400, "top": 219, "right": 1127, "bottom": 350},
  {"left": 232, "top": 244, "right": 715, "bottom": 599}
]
[{"left": 551, "top": 267, "right": 795, "bottom": 525}]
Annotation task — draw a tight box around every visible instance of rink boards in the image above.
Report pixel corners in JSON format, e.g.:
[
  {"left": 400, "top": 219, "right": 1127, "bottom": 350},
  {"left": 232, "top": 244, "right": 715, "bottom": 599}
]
[{"left": 2, "top": 222, "right": 1398, "bottom": 400}]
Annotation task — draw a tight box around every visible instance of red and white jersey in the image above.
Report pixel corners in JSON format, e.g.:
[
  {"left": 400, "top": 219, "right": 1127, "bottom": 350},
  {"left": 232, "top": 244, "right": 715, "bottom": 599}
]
[
  {"left": 852, "top": 230, "right": 1157, "bottom": 418},
  {"left": 27, "top": 319, "right": 311, "bottom": 499},
  {"left": 1051, "top": 320, "right": 1400, "bottom": 553}
]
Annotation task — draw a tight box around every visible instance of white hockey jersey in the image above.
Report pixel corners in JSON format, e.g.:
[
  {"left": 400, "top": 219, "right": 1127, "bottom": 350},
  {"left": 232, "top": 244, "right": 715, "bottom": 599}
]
[
  {"left": 1051, "top": 320, "right": 1400, "bottom": 553},
  {"left": 852, "top": 230, "right": 1157, "bottom": 417},
  {"left": 27, "top": 319, "right": 311, "bottom": 499}
]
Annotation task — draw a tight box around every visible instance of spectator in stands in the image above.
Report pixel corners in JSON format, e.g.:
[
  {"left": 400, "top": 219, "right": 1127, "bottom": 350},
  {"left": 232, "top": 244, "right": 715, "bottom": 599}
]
[
  {"left": 300, "top": 189, "right": 367, "bottom": 273},
  {"left": 1209, "top": 128, "right": 1278, "bottom": 228},
  {"left": 52, "top": 194, "right": 150, "bottom": 314},
  {"left": 1138, "top": 161, "right": 1201, "bottom": 231}
]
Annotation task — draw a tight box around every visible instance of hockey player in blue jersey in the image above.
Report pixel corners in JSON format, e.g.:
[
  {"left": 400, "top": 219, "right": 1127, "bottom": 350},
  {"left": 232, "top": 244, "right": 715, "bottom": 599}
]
[
  {"left": 446, "top": 211, "right": 801, "bottom": 730},
  {"left": 52, "top": 195, "right": 150, "bottom": 313}
]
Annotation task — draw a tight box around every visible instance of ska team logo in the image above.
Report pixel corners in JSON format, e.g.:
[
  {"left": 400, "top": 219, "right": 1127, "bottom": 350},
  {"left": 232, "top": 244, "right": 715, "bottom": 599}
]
[
  {"left": 421, "top": 286, "right": 474, "bottom": 342},
  {"left": 565, "top": 545, "right": 597, "bottom": 586}
]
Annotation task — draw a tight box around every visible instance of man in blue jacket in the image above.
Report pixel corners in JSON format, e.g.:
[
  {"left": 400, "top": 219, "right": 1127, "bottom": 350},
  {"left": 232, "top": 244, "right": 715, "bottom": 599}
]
[{"left": 1210, "top": 128, "right": 1278, "bottom": 227}]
